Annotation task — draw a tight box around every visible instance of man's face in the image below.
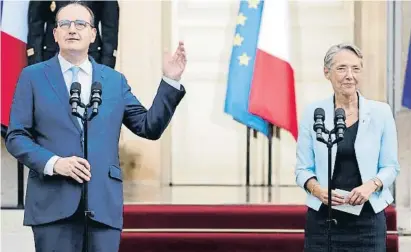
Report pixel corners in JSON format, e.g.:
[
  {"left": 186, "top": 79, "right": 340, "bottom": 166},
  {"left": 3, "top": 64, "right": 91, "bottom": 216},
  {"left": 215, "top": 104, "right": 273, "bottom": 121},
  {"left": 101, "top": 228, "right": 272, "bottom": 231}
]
[
  {"left": 324, "top": 49, "right": 363, "bottom": 96},
  {"left": 53, "top": 4, "right": 96, "bottom": 54}
]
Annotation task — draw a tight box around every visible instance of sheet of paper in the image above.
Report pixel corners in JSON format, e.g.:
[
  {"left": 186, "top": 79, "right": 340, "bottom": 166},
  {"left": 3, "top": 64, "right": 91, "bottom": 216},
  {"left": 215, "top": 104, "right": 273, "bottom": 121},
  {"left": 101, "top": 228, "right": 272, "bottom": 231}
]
[{"left": 331, "top": 188, "right": 364, "bottom": 216}]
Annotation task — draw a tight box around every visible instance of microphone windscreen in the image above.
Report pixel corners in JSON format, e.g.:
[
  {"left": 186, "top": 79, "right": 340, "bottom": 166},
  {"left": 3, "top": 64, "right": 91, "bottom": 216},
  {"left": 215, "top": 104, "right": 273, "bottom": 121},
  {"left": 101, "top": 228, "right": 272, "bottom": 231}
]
[
  {"left": 314, "top": 108, "right": 325, "bottom": 120},
  {"left": 335, "top": 108, "right": 345, "bottom": 119},
  {"left": 91, "top": 82, "right": 102, "bottom": 93},
  {"left": 70, "top": 82, "right": 81, "bottom": 95}
]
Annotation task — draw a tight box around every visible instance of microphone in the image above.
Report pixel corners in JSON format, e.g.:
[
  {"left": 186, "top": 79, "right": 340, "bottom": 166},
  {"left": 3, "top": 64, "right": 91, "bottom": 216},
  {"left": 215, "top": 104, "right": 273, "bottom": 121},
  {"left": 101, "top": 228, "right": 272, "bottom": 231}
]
[
  {"left": 334, "top": 108, "right": 346, "bottom": 140},
  {"left": 313, "top": 108, "right": 326, "bottom": 140},
  {"left": 69, "top": 82, "right": 81, "bottom": 113},
  {"left": 90, "top": 82, "right": 102, "bottom": 114}
]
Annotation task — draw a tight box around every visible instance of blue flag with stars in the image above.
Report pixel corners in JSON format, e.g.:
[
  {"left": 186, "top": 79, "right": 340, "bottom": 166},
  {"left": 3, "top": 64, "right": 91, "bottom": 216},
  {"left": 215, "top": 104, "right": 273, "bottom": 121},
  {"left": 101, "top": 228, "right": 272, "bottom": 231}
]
[
  {"left": 224, "top": 0, "right": 269, "bottom": 136},
  {"left": 0, "top": 0, "right": 3, "bottom": 24},
  {"left": 403, "top": 34, "right": 411, "bottom": 109}
]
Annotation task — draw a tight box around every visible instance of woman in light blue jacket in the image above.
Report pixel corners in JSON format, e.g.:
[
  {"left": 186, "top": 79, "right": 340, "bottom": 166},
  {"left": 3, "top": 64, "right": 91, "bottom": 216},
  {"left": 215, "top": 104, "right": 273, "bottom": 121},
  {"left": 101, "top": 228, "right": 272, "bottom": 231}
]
[{"left": 295, "top": 43, "right": 400, "bottom": 252}]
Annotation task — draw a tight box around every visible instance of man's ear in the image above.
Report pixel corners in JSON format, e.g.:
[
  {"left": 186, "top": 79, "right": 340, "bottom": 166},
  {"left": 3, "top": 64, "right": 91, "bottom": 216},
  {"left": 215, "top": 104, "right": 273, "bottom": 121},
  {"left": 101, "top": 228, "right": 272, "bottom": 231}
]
[
  {"left": 53, "top": 28, "right": 57, "bottom": 42},
  {"left": 91, "top": 28, "right": 97, "bottom": 43}
]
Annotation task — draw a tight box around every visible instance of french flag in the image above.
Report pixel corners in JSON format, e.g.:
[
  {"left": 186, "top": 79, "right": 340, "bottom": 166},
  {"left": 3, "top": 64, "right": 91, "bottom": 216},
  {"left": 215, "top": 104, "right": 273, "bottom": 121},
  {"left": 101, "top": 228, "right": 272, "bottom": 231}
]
[
  {"left": 1, "top": 0, "right": 29, "bottom": 134},
  {"left": 248, "top": 0, "right": 298, "bottom": 140},
  {"left": 224, "top": 0, "right": 298, "bottom": 140}
]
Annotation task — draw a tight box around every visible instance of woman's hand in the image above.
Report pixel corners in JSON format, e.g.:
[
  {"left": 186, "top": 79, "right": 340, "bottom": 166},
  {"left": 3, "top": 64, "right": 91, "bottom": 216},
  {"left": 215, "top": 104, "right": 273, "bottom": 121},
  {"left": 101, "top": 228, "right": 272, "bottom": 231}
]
[
  {"left": 313, "top": 186, "right": 345, "bottom": 206},
  {"left": 346, "top": 181, "right": 377, "bottom": 205}
]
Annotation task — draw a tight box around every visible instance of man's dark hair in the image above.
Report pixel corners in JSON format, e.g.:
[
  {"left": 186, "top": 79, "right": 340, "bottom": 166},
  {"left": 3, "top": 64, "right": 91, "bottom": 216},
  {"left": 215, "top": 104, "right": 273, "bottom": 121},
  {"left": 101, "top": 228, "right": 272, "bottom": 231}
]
[{"left": 55, "top": 1, "right": 95, "bottom": 27}]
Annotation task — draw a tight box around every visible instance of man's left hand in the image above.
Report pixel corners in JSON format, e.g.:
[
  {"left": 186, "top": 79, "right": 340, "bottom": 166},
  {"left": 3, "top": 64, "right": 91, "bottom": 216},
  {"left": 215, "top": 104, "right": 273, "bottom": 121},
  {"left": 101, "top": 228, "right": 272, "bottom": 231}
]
[
  {"left": 163, "top": 41, "right": 187, "bottom": 81},
  {"left": 346, "top": 181, "right": 377, "bottom": 206}
]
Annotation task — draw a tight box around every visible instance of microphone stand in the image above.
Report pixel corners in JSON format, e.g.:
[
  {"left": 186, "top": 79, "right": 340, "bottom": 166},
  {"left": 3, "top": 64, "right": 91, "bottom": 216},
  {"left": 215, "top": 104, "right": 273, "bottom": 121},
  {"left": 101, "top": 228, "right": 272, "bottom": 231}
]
[
  {"left": 315, "top": 129, "right": 343, "bottom": 252},
  {"left": 72, "top": 102, "right": 98, "bottom": 252}
]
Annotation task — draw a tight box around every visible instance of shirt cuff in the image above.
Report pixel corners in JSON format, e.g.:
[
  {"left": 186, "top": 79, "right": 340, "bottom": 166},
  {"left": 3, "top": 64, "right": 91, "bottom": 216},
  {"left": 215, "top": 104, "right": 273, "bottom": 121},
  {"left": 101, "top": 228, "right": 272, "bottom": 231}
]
[
  {"left": 296, "top": 170, "right": 317, "bottom": 193},
  {"left": 44, "top": 155, "right": 60, "bottom": 176},
  {"left": 162, "top": 76, "right": 181, "bottom": 90}
]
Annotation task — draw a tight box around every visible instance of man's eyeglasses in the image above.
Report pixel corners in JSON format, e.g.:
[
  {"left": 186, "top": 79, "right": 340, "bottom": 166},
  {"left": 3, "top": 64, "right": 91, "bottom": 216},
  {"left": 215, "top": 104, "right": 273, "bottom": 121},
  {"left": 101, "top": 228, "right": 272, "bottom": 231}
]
[{"left": 57, "top": 20, "right": 94, "bottom": 30}]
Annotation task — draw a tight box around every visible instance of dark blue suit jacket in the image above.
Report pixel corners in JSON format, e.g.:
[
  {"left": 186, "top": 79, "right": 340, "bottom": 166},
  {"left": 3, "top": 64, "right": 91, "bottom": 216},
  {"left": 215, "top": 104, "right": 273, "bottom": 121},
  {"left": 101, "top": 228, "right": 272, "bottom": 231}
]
[{"left": 5, "top": 55, "right": 185, "bottom": 230}]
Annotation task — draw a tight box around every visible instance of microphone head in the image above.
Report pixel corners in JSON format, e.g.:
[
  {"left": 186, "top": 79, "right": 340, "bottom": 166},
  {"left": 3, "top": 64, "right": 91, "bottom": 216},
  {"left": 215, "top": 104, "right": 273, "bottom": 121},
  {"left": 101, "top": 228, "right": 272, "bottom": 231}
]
[
  {"left": 314, "top": 108, "right": 325, "bottom": 120},
  {"left": 91, "top": 82, "right": 102, "bottom": 94},
  {"left": 70, "top": 82, "right": 81, "bottom": 95},
  {"left": 335, "top": 108, "right": 346, "bottom": 120}
]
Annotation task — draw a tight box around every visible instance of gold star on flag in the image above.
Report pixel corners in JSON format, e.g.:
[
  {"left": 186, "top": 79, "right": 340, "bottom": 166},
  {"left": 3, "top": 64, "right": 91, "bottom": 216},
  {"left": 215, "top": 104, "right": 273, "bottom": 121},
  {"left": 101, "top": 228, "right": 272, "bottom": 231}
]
[
  {"left": 238, "top": 53, "right": 251, "bottom": 66},
  {"left": 248, "top": 0, "right": 260, "bottom": 9},
  {"left": 233, "top": 33, "right": 244, "bottom": 46},
  {"left": 237, "top": 13, "right": 247, "bottom": 26}
]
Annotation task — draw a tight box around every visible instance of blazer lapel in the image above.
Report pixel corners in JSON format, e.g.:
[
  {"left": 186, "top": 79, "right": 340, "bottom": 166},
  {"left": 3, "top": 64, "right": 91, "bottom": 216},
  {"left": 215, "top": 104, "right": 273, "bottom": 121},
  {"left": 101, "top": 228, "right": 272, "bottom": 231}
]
[
  {"left": 354, "top": 93, "right": 371, "bottom": 177},
  {"left": 44, "top": 56, "right": 82, "bottom": 133},
  {"left": 355, "top": 93, "right": 371, "bottom": 145}
]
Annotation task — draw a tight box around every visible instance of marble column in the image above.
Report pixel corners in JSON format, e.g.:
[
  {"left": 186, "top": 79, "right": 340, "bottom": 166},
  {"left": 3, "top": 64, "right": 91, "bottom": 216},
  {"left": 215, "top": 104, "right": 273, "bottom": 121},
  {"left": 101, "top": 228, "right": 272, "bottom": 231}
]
[
  {"left": 353, "top": 0, "right": 387, "bottom": 101},
  {"left": 116, "top": 0, "right": 173, "bottom": 202}
]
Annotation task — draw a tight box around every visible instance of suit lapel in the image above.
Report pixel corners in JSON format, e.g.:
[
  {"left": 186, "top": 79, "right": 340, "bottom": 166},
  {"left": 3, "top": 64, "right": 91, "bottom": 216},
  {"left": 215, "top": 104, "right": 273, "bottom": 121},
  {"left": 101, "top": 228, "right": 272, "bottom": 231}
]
[
  {"left": 44, "top": 56, "right": 82, "bottom": 133},
  {"left": 89, "top": 57, "right": 105, "bottom": 115},
  {"left": 84, "top": 57, "right": 107, "bottom": 131},
  {"left": 91, "top": 57, "right": 105, "bottom": 91}
]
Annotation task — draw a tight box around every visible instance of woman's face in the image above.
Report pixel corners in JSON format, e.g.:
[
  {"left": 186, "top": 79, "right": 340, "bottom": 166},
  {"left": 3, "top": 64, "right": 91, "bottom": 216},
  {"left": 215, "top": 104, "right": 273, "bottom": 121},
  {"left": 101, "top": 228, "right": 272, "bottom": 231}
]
[{"left": 324, "top": 49, "right": 362, "bottom": 97}]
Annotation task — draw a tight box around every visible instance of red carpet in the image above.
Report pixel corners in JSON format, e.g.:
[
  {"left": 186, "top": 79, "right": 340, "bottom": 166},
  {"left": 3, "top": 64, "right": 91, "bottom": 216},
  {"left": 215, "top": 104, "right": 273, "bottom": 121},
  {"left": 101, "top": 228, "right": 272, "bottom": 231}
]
[
  {"left": 120, "top": 233, "right": 398, "bottom": 252},
  {"left": 120, "top": 204, "right": 398, "bottom": 252},
  {"left": 123, "top": 204, "right": 397, "bottom": 230}
]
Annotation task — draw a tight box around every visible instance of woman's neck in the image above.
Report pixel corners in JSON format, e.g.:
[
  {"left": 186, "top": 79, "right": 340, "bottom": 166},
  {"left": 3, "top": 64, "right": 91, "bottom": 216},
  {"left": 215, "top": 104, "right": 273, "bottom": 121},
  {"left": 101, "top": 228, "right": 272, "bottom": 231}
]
[{"left": 335, "top": 92, "right": 358, "bottom": 110}]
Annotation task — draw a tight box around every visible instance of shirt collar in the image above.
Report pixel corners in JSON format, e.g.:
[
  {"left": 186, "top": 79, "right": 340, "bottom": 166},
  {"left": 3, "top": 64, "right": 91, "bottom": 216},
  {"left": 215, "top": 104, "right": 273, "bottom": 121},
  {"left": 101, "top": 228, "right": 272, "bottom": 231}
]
[{"left": 58, "top": 54, "right": 92, "bottom": 76}]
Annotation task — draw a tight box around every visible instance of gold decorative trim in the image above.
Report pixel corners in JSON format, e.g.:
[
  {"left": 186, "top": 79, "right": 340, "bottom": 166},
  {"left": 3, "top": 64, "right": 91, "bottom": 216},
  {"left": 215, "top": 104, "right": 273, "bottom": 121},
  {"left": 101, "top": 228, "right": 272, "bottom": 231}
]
[{"left": 27, "top": 48, "right": 34, "bottom": 56}]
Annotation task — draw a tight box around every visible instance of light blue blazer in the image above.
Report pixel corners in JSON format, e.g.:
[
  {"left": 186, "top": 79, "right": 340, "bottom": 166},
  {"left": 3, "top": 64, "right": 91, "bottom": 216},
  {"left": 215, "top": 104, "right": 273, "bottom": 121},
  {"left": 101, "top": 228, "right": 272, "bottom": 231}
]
[{"left": 295, "top": 92, "right": 400, "bottom": 213}]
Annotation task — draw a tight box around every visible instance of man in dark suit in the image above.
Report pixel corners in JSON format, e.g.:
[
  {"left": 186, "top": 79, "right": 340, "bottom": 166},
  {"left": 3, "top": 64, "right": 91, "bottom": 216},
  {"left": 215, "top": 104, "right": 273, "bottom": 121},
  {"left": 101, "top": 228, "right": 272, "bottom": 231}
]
[
  {"left": 27, "top": 0, "right": 119, "bottom": 68},
  {"left": 5, "top": 2, "right": 186, "bottom": 251}
]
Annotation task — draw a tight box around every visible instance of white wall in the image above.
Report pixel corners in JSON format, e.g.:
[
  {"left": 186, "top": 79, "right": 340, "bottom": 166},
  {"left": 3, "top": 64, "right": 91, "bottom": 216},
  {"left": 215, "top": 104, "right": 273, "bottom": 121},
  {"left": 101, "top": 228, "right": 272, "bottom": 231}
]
[
  {"left": 169, "top": 0, "right": 355, "bottom": 190},
  {"left": 170, "top": 0, "right": 247, "bottom": 185}
]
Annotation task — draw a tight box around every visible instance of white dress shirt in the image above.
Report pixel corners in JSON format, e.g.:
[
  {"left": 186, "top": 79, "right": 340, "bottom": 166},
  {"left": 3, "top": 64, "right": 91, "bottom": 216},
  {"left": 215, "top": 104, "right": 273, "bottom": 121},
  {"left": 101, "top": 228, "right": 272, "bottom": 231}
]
[{"left": 43, "top": 54, "right": 181, "bottom": 175}]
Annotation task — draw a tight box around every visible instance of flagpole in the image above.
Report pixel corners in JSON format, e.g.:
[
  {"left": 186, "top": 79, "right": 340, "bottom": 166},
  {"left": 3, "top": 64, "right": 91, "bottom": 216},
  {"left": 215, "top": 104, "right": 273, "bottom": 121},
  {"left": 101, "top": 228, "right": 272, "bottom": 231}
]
[
  {"left": 246, "top": 127, "right": 251, "bottom": 186},
  {"left": 267, "top": 125, "right": 280, "bottom": 187},
  {"left": 274, "top": 126, "right": 281, "bottom": 201},
  {"left": 267, "top": 124, "right": 273, "bottom": 187}
]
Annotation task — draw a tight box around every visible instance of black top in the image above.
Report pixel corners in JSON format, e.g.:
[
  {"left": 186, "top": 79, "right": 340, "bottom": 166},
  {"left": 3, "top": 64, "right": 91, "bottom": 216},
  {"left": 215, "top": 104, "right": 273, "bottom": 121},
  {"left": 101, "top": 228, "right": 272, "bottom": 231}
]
[
  {"left": 331, "top": 120, "right": 362, "bottom": 191},
  {"left": 328, "top": 93, "right": 374, "bottom": 214},
  {"left": 327, "top": 119, "right": 374, "bottom": 215}
]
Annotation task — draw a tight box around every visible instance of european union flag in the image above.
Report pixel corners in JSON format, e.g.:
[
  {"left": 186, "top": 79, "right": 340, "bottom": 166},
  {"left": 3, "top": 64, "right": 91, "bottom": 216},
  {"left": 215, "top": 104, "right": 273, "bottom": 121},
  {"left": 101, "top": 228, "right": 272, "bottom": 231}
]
[
  {"left": 403, "top": 34, "right": 411, "bottom": 109},
  {"left": 224, "top": 1, "right": 269, "bottom": 136},
  {"left": 0, "top": 0, "right": 3, "bottom": 24}
]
